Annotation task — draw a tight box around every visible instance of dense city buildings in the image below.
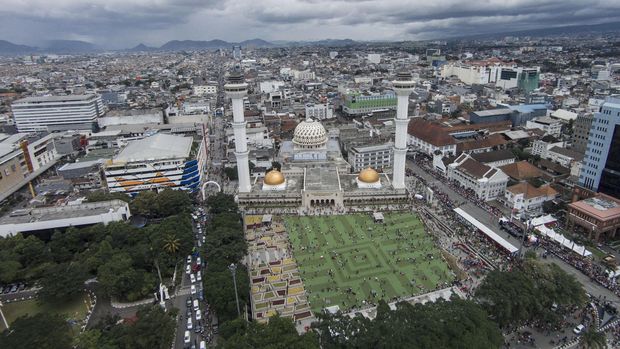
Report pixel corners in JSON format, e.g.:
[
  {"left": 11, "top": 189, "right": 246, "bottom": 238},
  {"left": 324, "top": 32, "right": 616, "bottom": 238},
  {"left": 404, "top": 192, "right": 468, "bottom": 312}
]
[{"left": 1, "top": 20, "right": 620, "bottom": 348}]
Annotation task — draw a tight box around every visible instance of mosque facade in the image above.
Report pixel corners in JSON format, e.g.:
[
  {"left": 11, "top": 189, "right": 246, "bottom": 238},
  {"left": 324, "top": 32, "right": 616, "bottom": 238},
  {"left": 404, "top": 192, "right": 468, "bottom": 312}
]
[{"left": 226, "top": 71, "right": 416, "bottom": 214}]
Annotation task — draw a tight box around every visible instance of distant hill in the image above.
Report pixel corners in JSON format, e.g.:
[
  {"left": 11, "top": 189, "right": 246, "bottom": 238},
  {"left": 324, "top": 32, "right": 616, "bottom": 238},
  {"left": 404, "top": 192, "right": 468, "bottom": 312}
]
[
  {"left": 128, "top": 43, "right": 157, "bottom": 52},
  {"left": 450, "top": 21, "right": 620, "bottom": 41},
  {"left": 159, "top": 40, "right": 231, "bottom": 51},
  {"left": 239, "top": 38, "right": 274, "bottom": 48},
  {"left": 0, "top": 40, "right": 37, "bottom": 55},
  {"left": 42, "top": 40, "right": 98, "bottom": 53}
]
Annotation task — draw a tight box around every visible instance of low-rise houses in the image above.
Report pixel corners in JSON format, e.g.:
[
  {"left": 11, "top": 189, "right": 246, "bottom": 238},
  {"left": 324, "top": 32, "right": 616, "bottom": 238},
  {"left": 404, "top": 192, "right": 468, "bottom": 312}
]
[{"left": 504, "top": 182, "right": 558, "bottom": 213}]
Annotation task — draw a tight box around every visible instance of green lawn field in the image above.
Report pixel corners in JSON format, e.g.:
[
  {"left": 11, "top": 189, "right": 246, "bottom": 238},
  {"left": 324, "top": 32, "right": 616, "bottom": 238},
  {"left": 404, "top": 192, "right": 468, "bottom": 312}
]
[
  {"left": 284, "top": 213, "right": 454, "bottom": 313},
  {"left": 0, "top": 294, "right": 90, "bottom": 333}
]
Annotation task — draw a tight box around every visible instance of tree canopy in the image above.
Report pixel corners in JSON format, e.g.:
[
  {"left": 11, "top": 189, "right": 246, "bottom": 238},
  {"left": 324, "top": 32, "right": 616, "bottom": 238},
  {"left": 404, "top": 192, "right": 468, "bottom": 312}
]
[
  {"left": 313, "top": 299, "right": 502, "bottom": 349},
  {"left": 476, "top": 259, "right": 586, "bottom": 328},
  {"left": 77, "top": 306, "right": 176, "bottom": 349},
  {"left": 0, "top": 313, "right": 72, "bottom": 349},
  {"left": 218, "top": 315, "right": 319, "bottom": 349}
]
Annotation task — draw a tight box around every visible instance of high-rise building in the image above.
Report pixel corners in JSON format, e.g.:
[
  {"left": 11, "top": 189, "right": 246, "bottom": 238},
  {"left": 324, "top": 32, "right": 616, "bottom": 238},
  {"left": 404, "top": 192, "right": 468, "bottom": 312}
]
[
  {"left": 11, "top": 95, "right": 104, "bottom": 132},
  {"left": 232, "top": 45, "right": 242, "bottom": 60},
  {"left": 579, "top": 96, "right": 620, "bottom": 197},
  {"left": 572, "top": 113, "right": 594, "bottom": 154}
]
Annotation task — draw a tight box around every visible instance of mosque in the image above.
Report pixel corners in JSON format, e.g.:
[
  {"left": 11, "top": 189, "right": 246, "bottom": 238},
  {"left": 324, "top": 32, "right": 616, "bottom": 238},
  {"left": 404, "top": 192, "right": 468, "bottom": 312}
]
[{"left": 224, "top": 70, "right": 416, "bottom": 214}]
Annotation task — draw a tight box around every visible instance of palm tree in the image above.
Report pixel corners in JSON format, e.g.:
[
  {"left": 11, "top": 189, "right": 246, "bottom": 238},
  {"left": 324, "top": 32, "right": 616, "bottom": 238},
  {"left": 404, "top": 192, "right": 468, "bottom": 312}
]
[
  {"left": 163, "top": 234, "right": 182, "bottom": 285},
  {"left": 163, "top": 234, "right": 181, "bottom": 255},
  {"left": 580, "top": 328, "right": 607, "bottom": 349}
]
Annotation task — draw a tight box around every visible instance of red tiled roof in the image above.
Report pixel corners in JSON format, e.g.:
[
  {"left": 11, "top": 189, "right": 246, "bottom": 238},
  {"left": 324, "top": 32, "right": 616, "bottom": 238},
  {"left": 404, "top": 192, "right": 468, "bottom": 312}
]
[
  {"left": 499, "top": 161, "right": 543, "bottom": 180},
  {"left": 507, "top": 182, "right": 558, "bottom": 199},
  {"left": 457, "top": 134, "right": 508, "bottom": 153},
  {"left": 408, "top": 119, "right": 456, "bottom": 147},
  {"left": 458, "top": 158, "right": 491, "bottom": 179}
]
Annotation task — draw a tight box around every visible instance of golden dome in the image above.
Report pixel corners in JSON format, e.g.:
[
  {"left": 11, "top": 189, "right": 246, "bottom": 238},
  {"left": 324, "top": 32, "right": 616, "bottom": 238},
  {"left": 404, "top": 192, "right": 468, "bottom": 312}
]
[
  {"left": 264, "top": 170, "right": 285, "bottom": 185},
  {"left": 358, "top": 168, "right": 380, "bottom": 183}
]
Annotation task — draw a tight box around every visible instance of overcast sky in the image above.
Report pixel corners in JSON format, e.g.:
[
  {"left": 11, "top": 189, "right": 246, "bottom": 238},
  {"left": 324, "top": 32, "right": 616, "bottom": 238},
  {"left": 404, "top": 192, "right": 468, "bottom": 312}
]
[{"left": 0, "top": 0, "right": 619, "bottom": 49}]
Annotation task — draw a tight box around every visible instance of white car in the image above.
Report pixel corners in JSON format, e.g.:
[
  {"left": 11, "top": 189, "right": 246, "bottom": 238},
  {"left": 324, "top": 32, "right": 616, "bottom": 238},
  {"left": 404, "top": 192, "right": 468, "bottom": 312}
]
[
  {"left": 195, "top": 310, "right": 202, "bottom": 321},
  {"left": 200, "top": 341, "right": 206, "bottom": 349},
  {"left": 184, "top": 331, "right": 191, "bottom": 344},
  {"left": 187, "top": 317, "right": 192, "bottom": 330},
  {"left": 191, "top": 285, "right": 196, "bottom": 295},
  {"left": 196, "top": 257, "right": 201, "bottom": 266},
  {"left": 185, "top": 264, "right": 191, "bottom": 274},
  {"left": 196, "top": 271, "right": 202, "bottom": 282},
  {"left": 186, "top": 255, "right": 192, "bottom": 264},
  {"left": 190, "top": 273, "right": 196, "bottom": 284},
  {"left": 573, "top": 324, "right": 585, "bottom": 335},
  {"left": 202, "top": 236, "right": 205, "bottom": 243}
]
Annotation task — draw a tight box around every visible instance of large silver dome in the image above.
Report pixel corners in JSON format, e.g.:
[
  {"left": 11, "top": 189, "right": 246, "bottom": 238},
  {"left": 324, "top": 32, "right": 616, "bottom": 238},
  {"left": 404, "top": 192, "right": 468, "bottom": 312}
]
[{"left": 292, "top": 119, "right": 327, "bottom": 148}]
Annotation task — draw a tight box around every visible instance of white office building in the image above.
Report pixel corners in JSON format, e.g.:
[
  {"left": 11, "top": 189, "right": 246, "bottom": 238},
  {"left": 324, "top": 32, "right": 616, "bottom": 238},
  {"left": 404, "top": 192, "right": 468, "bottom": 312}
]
[
  {"left": 193, "top": 85, "right": 217, "bottom": 96},
  {"left": 304, "top": 103, "right": 334, "bottom": 120},
  {"left": 11, "top": 95, "right": 104, "bottom": 132},
  {"left": 11, "top": 95, "right": 105, "bottom": 132},
  {"left": 348, "top": 143, "right": 393, "bottom": 172}
]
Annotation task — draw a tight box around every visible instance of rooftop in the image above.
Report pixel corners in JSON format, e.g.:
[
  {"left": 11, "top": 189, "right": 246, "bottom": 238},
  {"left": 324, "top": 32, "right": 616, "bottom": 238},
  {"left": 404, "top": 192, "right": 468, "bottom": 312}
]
[
  {"left": 470, "top": 149, "right": 516, "bottom": 164},
  {"left": 569, "top": 194, "right": 620, "bottom": 221},
  {"left": 113, "top": 133, "right": 193, "bottom": 162},
  {"left": 471, "top": 109, "right": 514, "bottom": 117},
  {"left": 506, "top": 182, "right": 557, "bottom": 199},
  {"left": 499, "top": 161, "right": 543, "bottom": 180},
  {"left": 0, "top": 200, "right": 128, "bottom": 225},
  {"left": 13, "top": 94, "right": 97, "bottom": 104}
]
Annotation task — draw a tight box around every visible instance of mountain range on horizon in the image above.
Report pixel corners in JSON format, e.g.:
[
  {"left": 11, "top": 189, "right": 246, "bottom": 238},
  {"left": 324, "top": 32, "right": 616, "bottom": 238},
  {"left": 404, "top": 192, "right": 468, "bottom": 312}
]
[{"left": 1, "top": 21, "right": 619, "bottom": 56}]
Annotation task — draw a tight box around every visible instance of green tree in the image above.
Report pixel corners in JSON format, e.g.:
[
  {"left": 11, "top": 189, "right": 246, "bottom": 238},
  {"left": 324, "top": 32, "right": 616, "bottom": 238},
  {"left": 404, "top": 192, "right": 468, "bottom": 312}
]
[
  {"left": 0, "top": 313, "right": 72, "bottom": 349},
  {"left": 579, "top": 328, "right": 607, "bottom": 349},
  {"left": 0, "top": 259, "right": 22, "bottom": 283},
  {"left": 38, "top": 262, "right": 88, "bottom": 304},
  {"left": 204, "top": 266, "right": 250, "bottom": 323},
  {"left": 155, "top": 189, "right": 191, "bottom": 217},
  {"left": 314, "top": 299, "right": 502, "bottom": 349},
  {"left": 74, "top": 329, "right": 102, "bottom": 349},
  {"left": 122, "top": 306, "right": 176, "bottom": 349},
  {"left": 218, "top": 314, "right": 319, "bottom": 349},
  {"left": 130, "top": 191, "right": 158, "bottom": 217},
  {"left": 224, "top": 166, "right": 238, "bottom": 180},
  {"left": 206, "top": 193, "right": 238, "bottom": 214}
]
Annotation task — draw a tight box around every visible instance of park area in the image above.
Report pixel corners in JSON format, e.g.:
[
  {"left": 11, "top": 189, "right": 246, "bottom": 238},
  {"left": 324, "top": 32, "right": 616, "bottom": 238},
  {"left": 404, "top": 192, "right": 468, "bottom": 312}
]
[
  {"left": 284, "top": 213, "right": 454, "bottom": 313},
  {"left": 0, "top": 294, "right": 90, "bottom": 333}
]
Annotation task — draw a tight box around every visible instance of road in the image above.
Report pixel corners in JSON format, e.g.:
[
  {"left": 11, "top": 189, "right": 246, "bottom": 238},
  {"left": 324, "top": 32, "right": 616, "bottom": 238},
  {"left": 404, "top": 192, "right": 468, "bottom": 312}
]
[{"left": 172, "top": 211, "right": 213, "bottom": 349}]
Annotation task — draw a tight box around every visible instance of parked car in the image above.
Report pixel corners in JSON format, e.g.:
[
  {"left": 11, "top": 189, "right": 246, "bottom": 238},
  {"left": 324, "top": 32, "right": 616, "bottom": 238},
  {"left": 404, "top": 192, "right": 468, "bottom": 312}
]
[
  {"left": 190, "top": 274, "right": 196, "bottom": 284},
  {"left": 195, "top": 310, "right": 202, "bottom": 321},
  {"left": 196, "top": 271, "right": 202, "bottom": 282},
  {"left": 187, "top": 317, "right": 192, "bottom": 330},
  {"left": 186, "top": 298, "right": 192, "bottom": 308},
  {"left": 10, "top": 285, "right": 18, "bottom": 293},
  {"left": 18, "top": 283, "right": 25, "bottom": 291},
  {"left": 186, "top": 264, "right": 191, "bottom": 274},
  {"left": 187, "top": 255, "right": 192, "bottom": 264},
  {"left": 184, "top": 331, "right": 191, "bottom": 344},
  {"left": 191, "top": 285, "right": 196, "bottom": 295},
  {"left": 573, "top": 324, "right": 585, "bottom": 335}
]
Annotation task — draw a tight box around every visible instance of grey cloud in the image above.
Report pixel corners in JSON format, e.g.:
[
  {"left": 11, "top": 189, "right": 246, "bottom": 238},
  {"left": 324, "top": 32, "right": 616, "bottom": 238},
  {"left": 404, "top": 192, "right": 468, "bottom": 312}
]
[{"left": 0, "top": 0, "right": 618, "bottom": 48}]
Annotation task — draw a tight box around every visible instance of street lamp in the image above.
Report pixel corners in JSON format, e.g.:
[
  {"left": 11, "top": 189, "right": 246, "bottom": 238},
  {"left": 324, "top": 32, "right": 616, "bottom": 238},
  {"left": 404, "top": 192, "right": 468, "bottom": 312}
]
[
  {"left": 228, "top": 263, "right": 241, "bottom": 317},
  {"left": 0, "top": 301, "right": 9, "bottom": 330}
]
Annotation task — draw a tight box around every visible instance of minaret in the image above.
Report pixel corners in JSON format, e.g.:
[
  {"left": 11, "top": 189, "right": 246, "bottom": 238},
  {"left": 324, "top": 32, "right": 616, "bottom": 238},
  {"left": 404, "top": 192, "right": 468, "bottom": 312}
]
[
  {"left": 224, "top": 69, "right": 251, "bottom": 193},
  {"left": 392, "top": 70, "right": 415, "bottom": 190}
]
